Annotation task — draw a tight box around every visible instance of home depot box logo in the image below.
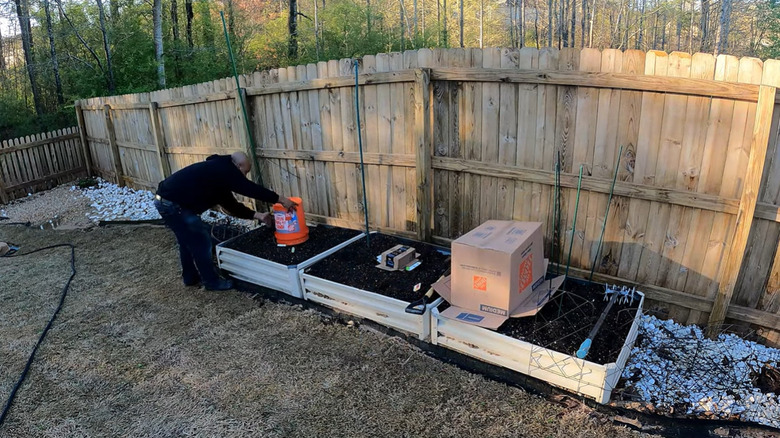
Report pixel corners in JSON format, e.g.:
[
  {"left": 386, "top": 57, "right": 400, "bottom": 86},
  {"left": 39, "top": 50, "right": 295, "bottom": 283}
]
[
  {"left": 450, "top": 221, "right": 545, "bottom": 317},
  {"left": 473, "top": 275, "right": 488, "bottom": 291}
]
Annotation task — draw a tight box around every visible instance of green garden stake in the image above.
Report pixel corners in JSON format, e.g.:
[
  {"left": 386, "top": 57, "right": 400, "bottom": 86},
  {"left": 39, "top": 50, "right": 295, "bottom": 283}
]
[{"left": 589, "top": 145, "right": 623, "bottom": 282}]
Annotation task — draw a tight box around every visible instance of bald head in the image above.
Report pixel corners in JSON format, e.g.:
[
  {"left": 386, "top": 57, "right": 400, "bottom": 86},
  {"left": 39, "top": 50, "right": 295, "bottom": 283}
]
[{"left": 231, "top": 151, "right": 251, "bottom": 176}]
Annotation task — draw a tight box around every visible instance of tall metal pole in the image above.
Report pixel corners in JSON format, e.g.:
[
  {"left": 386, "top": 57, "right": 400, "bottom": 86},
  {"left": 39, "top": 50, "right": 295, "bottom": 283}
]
[
  {"left": 220, "top": 11, "right": 262, "bottom": 186},
  {"left": 354, "top": 60, "right": 371, "bottom": 246}
]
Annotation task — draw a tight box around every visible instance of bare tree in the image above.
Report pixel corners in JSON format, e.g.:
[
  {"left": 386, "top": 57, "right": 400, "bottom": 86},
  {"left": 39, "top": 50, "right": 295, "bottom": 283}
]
[
  {"left": 186, "top": 0, "right": 194, "bottom": 49},
  {"left": 480, "top": 0, "right": 484, "bottom": 47},
  {"left": 637, "top": 0, "right": 645, "bottom": 49},
  {"left": 581, "top": 0, "right": 586, "bottom": 48},
  {"left": 548, "top": 0, "right": 553, "bottom": 46},
  {"left": 588, "top": 0, "right": 596, "bottom": 47},
  {"left": 42, "top": 0, "right": 64, "bottom": 104},
  {"left": 676, "top": 0, "right": 682, "bottom": 51},
  {"left": 700, "top": 0, "right": 710, "bottom": 51},
  {"left": 153, "top": 0, "right": 165, "bottom": 88},
  {"left": 96, "top": 0, "right": 116, "bottom": 94},
  {"left": 171, "top": 0, "right": 181, "bottom": 79},
  {"left": 13, "top": 0, "right": 43, "bottom": 116}
]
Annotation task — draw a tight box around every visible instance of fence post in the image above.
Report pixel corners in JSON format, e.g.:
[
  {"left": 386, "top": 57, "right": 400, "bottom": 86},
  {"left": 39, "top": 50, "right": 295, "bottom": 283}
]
[
  {"left": 707, "top": 85, "right": 778, "bottom": 335},
  {"left": 0, "top": 165, "right": 8, "bottom": 204},
  {"left": 103, "top": 104, "right": 125, "bottom": 187},
  {"left": 414, "top": 68, "right": 433, "bottom": 242},
  {"left": 74, "top": 103, "right": 93, "bottom": 177},
  {"left": 149, "top": 102, "right": 171, "bottom": 181}
]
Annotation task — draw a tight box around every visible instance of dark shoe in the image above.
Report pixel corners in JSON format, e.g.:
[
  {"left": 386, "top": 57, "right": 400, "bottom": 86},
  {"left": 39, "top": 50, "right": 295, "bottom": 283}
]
[
  {"left": 204, "top": 278, "right": 233, "bottom": 291},
  {"left": 182, "top": 273, "right": 200, "bottom": 286}
]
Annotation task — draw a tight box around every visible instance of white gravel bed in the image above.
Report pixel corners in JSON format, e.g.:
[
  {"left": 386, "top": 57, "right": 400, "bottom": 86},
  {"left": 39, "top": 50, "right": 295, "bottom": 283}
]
[{"left": 622, "top": 314, "right": 780, "bottom": 428}]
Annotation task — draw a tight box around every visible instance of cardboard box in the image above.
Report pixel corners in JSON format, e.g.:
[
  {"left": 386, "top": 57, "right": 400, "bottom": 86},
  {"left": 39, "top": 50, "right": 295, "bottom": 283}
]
[
  {"left": 433, "top": 220, "right": 564, "bottom": 329},
  {"left": 451, "top": 221, "right": 545, "bottom": 313}
]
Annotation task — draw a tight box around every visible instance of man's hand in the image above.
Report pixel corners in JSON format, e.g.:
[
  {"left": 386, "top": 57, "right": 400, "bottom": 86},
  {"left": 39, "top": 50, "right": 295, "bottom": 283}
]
[
  {"left": 254, "top": 212, "right": 274, "bottom": 227},
  {"left": 278, "top": 197, "right": 298, "bottom": 212}
]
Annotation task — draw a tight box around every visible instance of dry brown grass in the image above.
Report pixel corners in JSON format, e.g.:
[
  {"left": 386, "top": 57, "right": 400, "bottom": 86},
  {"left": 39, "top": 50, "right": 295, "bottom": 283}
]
[{"left": 0, "top": 225, "right": 651, "bottom": 438}]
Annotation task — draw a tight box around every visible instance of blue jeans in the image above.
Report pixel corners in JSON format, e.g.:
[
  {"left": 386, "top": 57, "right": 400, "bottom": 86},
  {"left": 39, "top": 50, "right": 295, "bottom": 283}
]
[{"left": 154, "top": 199, "right": 221, "bottom": 287}]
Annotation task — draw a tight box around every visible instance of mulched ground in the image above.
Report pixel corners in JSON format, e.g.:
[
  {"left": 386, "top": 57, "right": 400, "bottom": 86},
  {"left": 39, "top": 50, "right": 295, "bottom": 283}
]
[
  {"left": 305, "top": 233, "right": 451, "bottom": 303},
  {"left": 221, "top": 225, "right": 361, "bottom": 266},
  {"left": 0, "top": 224, "right": 652, "bottom": 437}
]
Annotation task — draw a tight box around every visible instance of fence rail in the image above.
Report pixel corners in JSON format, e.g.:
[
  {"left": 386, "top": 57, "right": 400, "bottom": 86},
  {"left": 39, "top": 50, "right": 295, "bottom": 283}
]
[
  {"left": 72, "top": 47, "right": 780, "bottom": 346},
  {"left": 0, "top": 127, "right": 87, "bottom": 203}
]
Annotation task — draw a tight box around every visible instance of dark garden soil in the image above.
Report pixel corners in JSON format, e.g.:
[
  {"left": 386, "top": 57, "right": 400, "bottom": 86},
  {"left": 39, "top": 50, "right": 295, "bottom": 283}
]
[
  {"left": 305, "top": 233, "right": 451, "bottom": 303},
  {"left": 498, "top": 278, "right": 639, "bottom": 364},
  {"left": 438, "top": 277, "right": 639, "bottom": 365},
  {"left": 222, "top": 225, "right": 361, "bottom": 266}
]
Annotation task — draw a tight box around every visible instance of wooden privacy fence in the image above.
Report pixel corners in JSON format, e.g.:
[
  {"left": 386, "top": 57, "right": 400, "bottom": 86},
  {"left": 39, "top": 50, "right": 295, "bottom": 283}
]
[
  {"left": 76, "top": 47, "right": 780, "bottom": 345},
  {"left": 0, "top": 127, "right": 89, "bottom": 203}
]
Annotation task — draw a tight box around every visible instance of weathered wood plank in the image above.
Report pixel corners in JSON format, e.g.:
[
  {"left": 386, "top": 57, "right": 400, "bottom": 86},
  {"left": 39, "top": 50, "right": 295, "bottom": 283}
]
[
  {"left": 430, "top": 67, "right": 760, "bottom": 101},
  {"left": 415, "top": 67, "right": 433, "bottom": 241},
  {"left": 708, "top": 85, "right": 778, "bottom": 331}
]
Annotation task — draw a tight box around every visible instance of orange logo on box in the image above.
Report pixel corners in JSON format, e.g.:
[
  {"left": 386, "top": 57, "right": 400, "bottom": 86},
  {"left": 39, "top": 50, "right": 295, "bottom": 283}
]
[
  {"left": 519, "top": 255, "right": 533, "bottom": 292},
  {"left": 473, "top": 275, "right": 488, "bottom": 291}
]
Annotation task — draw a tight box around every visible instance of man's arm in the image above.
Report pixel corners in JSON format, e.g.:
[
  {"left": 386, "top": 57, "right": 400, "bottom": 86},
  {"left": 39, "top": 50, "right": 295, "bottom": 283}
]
[
  {"left": 227, "top": 170, "right": 280, "bottom": 204},
  {"left": 218, "top": 194, "right": 256, "bottom": 220}
]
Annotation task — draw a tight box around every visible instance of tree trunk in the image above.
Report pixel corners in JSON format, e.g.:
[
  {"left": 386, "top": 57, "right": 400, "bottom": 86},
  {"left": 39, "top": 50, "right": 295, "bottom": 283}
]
[
  {"left": 186, "top": 0, "right": 194, "bottom": 49},
  {"left": 0, "top": 26, "right": 5, "bottom": 71},
  {"left": 442, "top": 0, "right": 448, "bottom": 47},
  {"left": 414, "top": 0, "right": 418, "bottom": 42},
  {"left": 661, "top": 12, "right": 666, "bottom": 50},
  {"left": 109, "top": 0, "right": 119, "bottom": 22},
  {"left": 14, "top": 0, "right": 43, "bottom": 116},
  {"left": 400, "top": 0, "right": 405, "bottom": 51},
  {"left": 676, "top": 0, "right": 682, "bottom": 51},
  {"left": 171, "top": 0, "right": 181, "bottom": 81},
  {"left": 436, "top": 0, "right": 440, "bottom": 45},
  {"left": 570, "top": 0, "right": 575, "bottom": 47},
  {"left": 459, "top": 0, "right": 464, "bottom": 47},
  {"left": 688, "top": 0, "right": 694, "bottom": 53},
  {"left": 520, "top": 0, "right": 525, "bottom": 47},
  {"left": 700, "top": 0, "right": 709, "bottom": 51},
  {"left": 548, "top": 0, "right": 553, "bottom": 47},
  {"left": 510, "top": 0, "right": 515, "bottom": 47},
  {"left": 580, "top": 0, "right": 586, "bottom": 48},
  {"left": 625, "top": 0, "right": 631, "bottom": 49},
  {"left": 637, "top": 0, "right": 645, "bottom": 49},
  {"left": 154, "top": 0, "right": 165, "bottom": 88},
  {"left": 588, "top": 0, "right": 596, "bottom": 47},
  {"left": 535, "top": 0, "right": 540, "bottom": 47},
  {"left": 480, "top": 0, "right": 484, "bottom": 47},
  {"left": 716, "top": 0, "right": 731, "bottom": 55},
  {"left": 289, "top": 0, "right": 298, "bottom": 59},
  {"left": 43, "top": 0, "right": 64, "bottom": 104},
  {"left": 560, "top": 0, "right": 567, "bottom": 47},
  {"left": 96, "top": 0, "right": 116, "bottom": 94}
]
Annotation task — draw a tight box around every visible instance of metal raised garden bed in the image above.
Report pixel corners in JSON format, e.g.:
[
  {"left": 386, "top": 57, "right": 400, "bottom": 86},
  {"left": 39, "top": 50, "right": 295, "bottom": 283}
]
[
  {"left": 216, "top": 227, "right": 366, "bottom": 299},
  {"left": 301, "top": 232, "right": 450, "bottom": 340},
  {"left": 430, "top": 288, "right": 645, "bottom": 404}
]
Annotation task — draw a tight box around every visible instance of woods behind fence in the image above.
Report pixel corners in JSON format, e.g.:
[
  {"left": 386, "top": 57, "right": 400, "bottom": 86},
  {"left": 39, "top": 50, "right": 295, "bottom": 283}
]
[{"left": 7, "top": 46, "right": 780, "bottom": 344}]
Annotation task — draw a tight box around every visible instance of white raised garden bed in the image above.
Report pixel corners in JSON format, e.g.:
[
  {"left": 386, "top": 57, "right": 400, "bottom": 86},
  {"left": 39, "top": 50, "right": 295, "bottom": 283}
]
[
  {"left": 216, "top": 231, "right": 366, "bottom": 299},
  {"left": 300, "top": 272, "right": 443, "bottom": 341},
  {"left": 430, "top": 290, "right": 645, "bottom": 404}
]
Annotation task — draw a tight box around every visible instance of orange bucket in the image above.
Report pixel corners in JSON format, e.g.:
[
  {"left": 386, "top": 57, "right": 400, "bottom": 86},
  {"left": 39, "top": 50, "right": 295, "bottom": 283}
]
[{"left": 273, "top": 197, "right": 309, "bottom": 245}]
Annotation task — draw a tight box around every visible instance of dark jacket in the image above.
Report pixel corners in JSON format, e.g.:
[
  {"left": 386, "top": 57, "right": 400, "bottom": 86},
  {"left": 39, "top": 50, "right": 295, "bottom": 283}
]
[{"left": 156, "top": 155, "right": 279, "bottom": 219}]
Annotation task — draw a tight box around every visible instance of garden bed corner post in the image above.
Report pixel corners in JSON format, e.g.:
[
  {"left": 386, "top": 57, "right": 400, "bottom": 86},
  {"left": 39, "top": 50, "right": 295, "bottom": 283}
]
[
  {"left": 707, "top": 85, "right": 778, "bottom": 337},
  {"left": 415, "top": 68, "right": 433, "bottom": 242},
  {"left": 75, "top": 102, "right": 93, "bottom": 178},
  {"left": 103, "top": 103, "right": 125, "bottom": 187}
]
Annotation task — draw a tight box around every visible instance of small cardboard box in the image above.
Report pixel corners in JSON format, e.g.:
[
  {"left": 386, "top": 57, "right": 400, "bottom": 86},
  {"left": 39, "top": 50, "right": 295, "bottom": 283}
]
[
  {"left": 451, "top": 221, "right": 546, "bottom": 313},
  {"left": 433, "top": 220, "right": 564, "bottom": 329}
]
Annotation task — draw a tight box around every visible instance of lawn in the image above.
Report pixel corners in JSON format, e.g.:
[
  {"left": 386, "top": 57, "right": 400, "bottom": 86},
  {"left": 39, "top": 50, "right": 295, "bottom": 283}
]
[{"left": 0, "top": 224, "right": 650, "bottom": 437}]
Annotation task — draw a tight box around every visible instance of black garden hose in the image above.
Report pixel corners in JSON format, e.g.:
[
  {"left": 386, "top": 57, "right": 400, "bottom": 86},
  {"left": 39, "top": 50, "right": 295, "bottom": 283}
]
[{"left": 0, "top": 242, "right": 76, "bottom": 427}]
